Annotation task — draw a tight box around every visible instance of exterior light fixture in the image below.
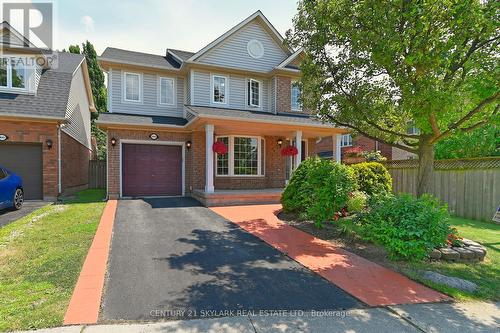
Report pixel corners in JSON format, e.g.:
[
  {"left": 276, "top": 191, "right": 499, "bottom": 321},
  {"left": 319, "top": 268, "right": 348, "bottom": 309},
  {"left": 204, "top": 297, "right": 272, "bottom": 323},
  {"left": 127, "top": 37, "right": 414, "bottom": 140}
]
[
  {"left": 186, "top": 141, "right": 192, "bottom": 149},
  {"left": 110, "top": 137, "right": 117, "bottom": 146},
  {"left": 277, "top": 139, "right": 283, "bottom": 147},
  {"left": 46, "top": 139, "right": 53, "bottom": 150}
]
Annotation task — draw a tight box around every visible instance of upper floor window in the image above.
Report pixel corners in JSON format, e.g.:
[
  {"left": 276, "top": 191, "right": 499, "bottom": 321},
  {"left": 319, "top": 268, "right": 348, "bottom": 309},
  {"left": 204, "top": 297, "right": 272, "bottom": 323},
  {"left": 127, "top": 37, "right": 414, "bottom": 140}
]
[
  {"left": 0, "top": 58, "right": 27, "bottom": 90},
  {"left": 247, "top": 78, "right": 260, "bottom": 108},
  {"left": 159, "top": 77, "right": 175, "bottom": 106},
  {"left": 212, "top": 74, "right": 227, "bottom": 104},
  {"left": 124, "top": 72, "right": 141, "bottom": 102},
  {"left": 407, "top": 122, "right": 420, "bottom": 135},
  {"left": 291, "top": 81, "right": 302, "bottom": 111},
  {"left": 341, "top": 134, "right": 353, "bottom": 147}
]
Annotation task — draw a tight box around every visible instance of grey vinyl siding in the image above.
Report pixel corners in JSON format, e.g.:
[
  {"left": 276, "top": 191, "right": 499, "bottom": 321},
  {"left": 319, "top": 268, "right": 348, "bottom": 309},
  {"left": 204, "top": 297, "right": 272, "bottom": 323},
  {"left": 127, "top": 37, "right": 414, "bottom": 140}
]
[
  {"left": 110, "top": 68, "right": 184, "bottom": 117},
  {"left": 197, "top": 21, "right": 288, "bottom": 72},
  {"left": 63, "top": 66, "right": 91, "bottom": 149},
  {"left": 192, "top": 70, "right": 271, "bottom": 112}
]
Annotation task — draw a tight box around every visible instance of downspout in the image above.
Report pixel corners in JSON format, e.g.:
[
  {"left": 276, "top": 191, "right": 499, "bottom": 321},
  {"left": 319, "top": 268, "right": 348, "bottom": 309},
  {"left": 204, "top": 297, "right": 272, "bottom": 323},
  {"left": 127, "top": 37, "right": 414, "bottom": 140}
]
[{"left": 57, "top": 124, "right": 62, "bottom": 194}]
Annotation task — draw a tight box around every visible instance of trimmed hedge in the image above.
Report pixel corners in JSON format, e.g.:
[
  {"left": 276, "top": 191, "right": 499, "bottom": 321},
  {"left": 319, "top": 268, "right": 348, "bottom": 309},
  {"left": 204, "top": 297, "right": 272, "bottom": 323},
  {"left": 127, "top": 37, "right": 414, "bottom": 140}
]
[
  {"left": 351, "top": 162, "right": 392, "bottom": 197},
  {"left": 281, "top": 157, "right": 357, "bottom": 227}
]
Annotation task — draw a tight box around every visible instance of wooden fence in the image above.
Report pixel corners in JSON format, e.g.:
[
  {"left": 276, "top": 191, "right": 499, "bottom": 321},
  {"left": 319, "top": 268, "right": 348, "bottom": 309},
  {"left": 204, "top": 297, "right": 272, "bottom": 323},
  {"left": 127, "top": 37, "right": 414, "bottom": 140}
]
[
  {"left": 384, "top": 157, "right": 500, "bottom": 221},
  {"left": 88, "top": 160, "right": 106, "bottom": 189}
]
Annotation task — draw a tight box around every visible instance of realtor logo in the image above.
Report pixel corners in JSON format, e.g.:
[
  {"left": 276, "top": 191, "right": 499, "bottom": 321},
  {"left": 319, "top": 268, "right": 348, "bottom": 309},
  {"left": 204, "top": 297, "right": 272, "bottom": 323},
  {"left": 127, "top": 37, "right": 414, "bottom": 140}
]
[{"left": 2, "top": 1, "right": 53, "bottom": 49}]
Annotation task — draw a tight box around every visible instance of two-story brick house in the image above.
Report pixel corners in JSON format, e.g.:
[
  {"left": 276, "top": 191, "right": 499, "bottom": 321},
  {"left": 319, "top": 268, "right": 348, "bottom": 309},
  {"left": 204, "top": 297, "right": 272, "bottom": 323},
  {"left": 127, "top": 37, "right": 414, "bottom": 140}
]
[{"left": 97, "top": 11, "right": 345, "bottom": 205}]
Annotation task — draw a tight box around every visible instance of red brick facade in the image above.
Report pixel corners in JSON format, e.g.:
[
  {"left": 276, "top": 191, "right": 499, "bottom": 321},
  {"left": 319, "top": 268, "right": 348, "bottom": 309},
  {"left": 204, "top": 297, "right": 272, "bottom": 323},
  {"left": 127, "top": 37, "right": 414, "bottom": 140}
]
[
  {"left": 314, "top": 135, "right": 393, "bottom": 160},
  {"left": 0, "top": 119, "right": 92, "bottom": 199},
  {"left": 105, "top": 127, "right": 313, "bottom": 198},
  {"left": 61, "top": 132, "right": 91, "bottom": 192},
  {"left": 276, "top": 76, "right": 292, "bottom": 113}
]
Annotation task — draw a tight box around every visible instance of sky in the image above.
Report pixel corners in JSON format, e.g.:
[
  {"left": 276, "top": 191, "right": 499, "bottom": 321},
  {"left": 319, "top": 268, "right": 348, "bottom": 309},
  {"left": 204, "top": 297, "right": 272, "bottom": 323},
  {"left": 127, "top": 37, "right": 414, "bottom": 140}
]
[{"left": 49, "top": 0, "right": 299, "bottom": 55}]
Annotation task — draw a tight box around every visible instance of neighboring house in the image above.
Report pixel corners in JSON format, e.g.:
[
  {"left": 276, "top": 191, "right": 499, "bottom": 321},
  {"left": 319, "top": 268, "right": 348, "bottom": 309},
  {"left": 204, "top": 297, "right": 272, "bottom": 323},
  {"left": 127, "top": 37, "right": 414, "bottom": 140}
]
[
  {"left": 0, "top": 22, "right": 96, "bottom": 200},
  {"left": 316, "top": 134, "right": 393, "bottom": 160},
  {"left": 97, "top": 11, "right": 345, "bottom": 204}
]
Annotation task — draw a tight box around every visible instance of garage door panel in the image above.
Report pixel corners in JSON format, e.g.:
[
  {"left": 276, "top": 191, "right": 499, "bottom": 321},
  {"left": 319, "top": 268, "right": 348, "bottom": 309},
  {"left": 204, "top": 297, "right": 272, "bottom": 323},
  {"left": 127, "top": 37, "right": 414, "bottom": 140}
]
[
  {"left": 122, "top": 144, "right": 182, "bottom": 197},
  {"left": 0, "top": 143, "right": 43, "bottom": 200}
]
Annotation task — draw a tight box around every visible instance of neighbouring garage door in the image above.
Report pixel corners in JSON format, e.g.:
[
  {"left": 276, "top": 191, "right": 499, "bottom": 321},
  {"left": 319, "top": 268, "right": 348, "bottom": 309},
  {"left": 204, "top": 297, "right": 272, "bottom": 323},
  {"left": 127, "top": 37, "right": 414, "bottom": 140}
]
[
  {"left": 0, "top": 143, "right": 43, "bottom": 200},
  {"left": 122, "top": 144, "right": 182, "bottom": 197}
]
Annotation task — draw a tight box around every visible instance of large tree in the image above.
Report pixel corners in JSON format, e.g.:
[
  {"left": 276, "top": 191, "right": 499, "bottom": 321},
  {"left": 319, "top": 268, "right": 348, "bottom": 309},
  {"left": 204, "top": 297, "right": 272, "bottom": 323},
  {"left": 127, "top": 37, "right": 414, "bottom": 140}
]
[{"left": 288, "top": 0, "right": 499, "bottom": 196}]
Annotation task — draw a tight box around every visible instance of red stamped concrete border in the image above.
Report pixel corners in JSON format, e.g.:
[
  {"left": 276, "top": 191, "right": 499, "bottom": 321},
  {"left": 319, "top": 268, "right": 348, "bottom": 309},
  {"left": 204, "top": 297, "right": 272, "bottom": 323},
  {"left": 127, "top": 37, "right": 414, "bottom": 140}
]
[
  {"left": 63, "top": 200, "right": 118, "bottom": 325},
  {"left": 211, "top": 204, "right": 452, "bottom": 307}
]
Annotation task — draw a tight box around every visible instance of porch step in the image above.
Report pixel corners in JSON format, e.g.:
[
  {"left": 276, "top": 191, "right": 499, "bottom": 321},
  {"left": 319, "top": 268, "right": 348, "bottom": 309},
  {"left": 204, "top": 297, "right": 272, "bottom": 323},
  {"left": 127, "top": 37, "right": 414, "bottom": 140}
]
[{"left": 192, "top": 188, "right": 283, "bottom": 207}]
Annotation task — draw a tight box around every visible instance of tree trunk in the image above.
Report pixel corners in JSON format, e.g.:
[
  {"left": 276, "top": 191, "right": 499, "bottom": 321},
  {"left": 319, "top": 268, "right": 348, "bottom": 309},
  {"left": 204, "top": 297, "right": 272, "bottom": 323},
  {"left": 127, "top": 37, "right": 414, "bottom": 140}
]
[{"left": 417, "top": 139, "right": 435, "bottom": 197}]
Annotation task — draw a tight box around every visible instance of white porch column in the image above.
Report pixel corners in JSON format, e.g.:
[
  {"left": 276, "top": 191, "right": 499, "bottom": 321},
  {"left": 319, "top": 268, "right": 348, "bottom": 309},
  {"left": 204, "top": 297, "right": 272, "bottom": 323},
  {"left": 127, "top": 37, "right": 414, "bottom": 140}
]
[
  {"left": 295, "top": 130, "right": 302, "bottom": 169},
  {"left": 335, "top": 134, "right": 342, "bottom": 162},
  {"left": 205, "top": 124, "right": 215, "bottom": 193}
]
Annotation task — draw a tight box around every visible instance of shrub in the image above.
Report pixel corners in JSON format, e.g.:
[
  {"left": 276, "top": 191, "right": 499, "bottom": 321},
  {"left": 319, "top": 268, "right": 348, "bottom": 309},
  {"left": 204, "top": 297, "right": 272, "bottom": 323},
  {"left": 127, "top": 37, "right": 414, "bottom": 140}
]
[
  {"left": 281, "top": 157, "right": 357, "bottom": 227},
  {"left": 358, "top": 194, "right": 451, "bottom": 260},
  {"left": 281, "top": 157, "right": 325, "bottom": 213},
  {"left": 351, "top": 162, "right": 392, "bottom": 197},
  {"left": 347, "top": 191, "right": 368, "bottom": 213},
  {"left": 361, "top": 150, "right": 387, "bottom": 162}
]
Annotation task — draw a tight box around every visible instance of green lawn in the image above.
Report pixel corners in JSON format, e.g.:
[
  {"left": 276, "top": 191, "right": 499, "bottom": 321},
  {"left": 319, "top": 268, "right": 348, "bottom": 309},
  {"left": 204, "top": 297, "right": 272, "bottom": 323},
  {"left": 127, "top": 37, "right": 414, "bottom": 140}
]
[
  {"left": 0, "top": 189, "right": 106, "bottom": 332},
  {"left": 400, "top": 216, "right": 500, "bottom": 301}
]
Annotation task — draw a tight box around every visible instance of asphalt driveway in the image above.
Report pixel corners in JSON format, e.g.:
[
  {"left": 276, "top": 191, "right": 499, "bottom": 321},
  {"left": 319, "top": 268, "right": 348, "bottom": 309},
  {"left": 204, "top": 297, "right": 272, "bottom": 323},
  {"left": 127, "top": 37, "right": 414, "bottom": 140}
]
[
  {"left": 0, "top": 201, "right": 48, "bottom": 228},
  {"left": 101, "top": 198, "right": 361, "bottom": 321}
]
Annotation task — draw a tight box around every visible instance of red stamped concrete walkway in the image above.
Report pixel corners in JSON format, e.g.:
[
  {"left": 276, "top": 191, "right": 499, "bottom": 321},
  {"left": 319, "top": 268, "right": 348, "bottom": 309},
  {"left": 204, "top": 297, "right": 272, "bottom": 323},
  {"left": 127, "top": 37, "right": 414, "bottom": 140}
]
[
  {"left": 64, "top": 200, "right": 118, "bottom": 325},
  {"left": 211, "top": 204, "right": 451, "bottom": 307}
]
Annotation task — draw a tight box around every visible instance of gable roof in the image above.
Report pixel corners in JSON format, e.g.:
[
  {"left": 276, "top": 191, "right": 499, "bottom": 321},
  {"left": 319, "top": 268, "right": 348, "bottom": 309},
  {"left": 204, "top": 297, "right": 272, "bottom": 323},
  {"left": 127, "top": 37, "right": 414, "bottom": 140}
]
[
  {"left": 0, "top": 52, "right": 89, "bottom": 120},
  {"left": 187, "top": 10, "right": 292, "bottom": 62},
  {"left": 276, "top": 48, "right": 304, "bottom": 71},
  {"left": 0, "top": 21, "right": 35, "bottom": 48},
  {"left": 100, "top": 47, "right": 182, "bottom": 70},
  {"left": 167, "top": 49, "right": 195, "bottom": 62}
]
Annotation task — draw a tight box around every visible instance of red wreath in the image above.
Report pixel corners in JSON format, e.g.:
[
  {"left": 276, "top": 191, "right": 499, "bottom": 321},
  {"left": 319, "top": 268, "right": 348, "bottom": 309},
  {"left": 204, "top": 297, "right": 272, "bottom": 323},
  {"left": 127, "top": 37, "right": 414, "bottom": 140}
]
[
  {"left": 280, "top": 146, "right": 299, "bottom": 156},
  {"left": 212, "top": 140, "right": 228, "bottom": 155}
]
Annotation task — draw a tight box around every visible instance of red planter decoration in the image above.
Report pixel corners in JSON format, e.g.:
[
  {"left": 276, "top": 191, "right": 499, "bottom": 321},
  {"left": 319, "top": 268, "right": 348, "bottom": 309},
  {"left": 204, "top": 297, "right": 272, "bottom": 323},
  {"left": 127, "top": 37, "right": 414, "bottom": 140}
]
[
  {"left": 280, "top": 146, "right": 299, "bottom": 156},
  {"left": 212, "top": 140, "right": 228, "bottom": 155}
]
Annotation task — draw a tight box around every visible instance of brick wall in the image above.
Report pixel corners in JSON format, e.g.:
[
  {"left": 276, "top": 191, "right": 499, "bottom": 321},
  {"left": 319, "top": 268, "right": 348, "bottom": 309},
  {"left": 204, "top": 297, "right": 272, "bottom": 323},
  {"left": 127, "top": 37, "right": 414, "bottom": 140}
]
[
  {"left": 61, "top": 132, "right": 91, "bottom": 192},
  {"left": 314, "top": 135, "right": 393, "bottom": 160},
  {"left": 276, "top": 76, "right": 291, "bottom": 113},
  {"left": 0, "top": 119, "right": 59, "bottom": 199}
]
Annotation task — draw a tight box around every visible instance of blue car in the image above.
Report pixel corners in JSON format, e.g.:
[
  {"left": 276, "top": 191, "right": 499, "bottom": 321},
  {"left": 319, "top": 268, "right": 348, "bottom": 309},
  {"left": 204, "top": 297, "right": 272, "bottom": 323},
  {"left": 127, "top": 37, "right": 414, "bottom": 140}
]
[{"left": 0, "top": 167, "right": 23, "bottom": 210}]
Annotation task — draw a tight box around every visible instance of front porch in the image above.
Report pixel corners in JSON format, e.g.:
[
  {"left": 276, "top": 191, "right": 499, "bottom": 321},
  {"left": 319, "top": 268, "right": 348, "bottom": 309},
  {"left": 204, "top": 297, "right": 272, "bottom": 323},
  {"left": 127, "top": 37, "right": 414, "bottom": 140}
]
[{"left": 192, "top": 188, "right": 283, "bottom": 207}]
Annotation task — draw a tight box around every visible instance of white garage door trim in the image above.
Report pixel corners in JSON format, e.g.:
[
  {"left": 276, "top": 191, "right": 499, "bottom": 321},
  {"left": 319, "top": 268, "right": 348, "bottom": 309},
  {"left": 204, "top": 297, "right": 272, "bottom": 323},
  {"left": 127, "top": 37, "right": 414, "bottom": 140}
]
[{"left": 119, "top": 139, "right": 185, "bottom": 198}]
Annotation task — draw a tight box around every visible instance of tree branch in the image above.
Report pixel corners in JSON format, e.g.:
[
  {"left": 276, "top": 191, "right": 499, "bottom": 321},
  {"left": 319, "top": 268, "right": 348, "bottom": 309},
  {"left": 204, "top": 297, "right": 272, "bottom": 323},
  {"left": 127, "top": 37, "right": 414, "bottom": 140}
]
[
  {"left": 431, "top": 91, "right": 500, "bottom": 143},
  {"left": 324, "top": 114, "right": 419, "bottom": 153}
]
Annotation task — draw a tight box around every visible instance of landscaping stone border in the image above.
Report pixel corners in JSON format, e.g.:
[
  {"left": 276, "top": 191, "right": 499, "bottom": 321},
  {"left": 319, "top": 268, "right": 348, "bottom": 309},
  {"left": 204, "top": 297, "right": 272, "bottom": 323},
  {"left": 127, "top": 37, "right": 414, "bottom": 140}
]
[{"left": 429, "top": 239, "right": 486, "bottom": 263}]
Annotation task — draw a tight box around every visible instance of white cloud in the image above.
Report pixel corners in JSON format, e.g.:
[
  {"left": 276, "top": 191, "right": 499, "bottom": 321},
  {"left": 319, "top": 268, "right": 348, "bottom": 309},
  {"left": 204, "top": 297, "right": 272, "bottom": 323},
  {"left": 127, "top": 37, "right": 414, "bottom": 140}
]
[{"left": 80, "top": 15, "right": 95, "bottom": 32}]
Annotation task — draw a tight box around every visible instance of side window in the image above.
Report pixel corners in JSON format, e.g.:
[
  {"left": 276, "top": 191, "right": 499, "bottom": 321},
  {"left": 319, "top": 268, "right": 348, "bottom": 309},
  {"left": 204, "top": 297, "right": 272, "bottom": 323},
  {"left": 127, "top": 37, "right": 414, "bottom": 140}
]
[
  {"left": 247, "top": 79, "right": 260, "bottom": 107},
  {"left": 124, "top": 72, "right": 141, "bottom": 102},
  {"left": 212, "top": 75, "right": 227, "bottom": 104},
  {"left": 0, "top": 169, "right": 6, "bottom": 180},
  {"left": 291, "top": 81, "right": 302, "bottom": 111},
  {"left": 341, "top": 134, "right": 353, "bottom": 147}
]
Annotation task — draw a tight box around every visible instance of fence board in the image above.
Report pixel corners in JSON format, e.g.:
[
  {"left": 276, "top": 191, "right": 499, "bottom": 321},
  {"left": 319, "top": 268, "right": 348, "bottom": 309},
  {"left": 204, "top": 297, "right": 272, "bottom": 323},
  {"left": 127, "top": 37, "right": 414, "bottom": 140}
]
[
  {"left": 384, "top": 158, "right": 500, "bottom": 221},
  {"left": 88, "top": 160, "right": 106, "bottom": 189}
]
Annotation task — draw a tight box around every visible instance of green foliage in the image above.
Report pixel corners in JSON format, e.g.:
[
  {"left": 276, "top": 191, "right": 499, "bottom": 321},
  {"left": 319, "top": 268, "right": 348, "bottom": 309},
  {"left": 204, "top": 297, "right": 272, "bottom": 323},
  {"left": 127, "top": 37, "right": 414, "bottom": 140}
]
[
  {"left": 288, "top": 0, "right": 499, "bottom": 194},
  {"left": 359, "top": 194, "right": 451, "bottom": 260},
  {"left": 281, "top": 157, "right": 357, "bottom": 227},
  {"left": 347, "top": 190, "right": 367, "bottom": 213},
  {"left": 68, "top": 44, "right": 80, "bottom": 54},
  {"left": 351, "top": 162, "right": 392, "bottom": 197},
  {"left": 435, "top": 124, "right": 500, "bottom": 159},
  {"left": 362, "top": 150, "right": 387, "bottom": 162}
]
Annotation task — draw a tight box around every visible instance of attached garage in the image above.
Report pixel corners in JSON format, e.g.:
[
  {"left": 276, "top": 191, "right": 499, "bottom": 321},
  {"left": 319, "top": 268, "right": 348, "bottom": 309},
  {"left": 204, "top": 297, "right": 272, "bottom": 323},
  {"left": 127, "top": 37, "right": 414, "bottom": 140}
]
[
  {"left": 121, "top": 143, "right": 184, "bottom": 197},
  {"left": 0, "top": 143, "right": 43, "bottom": 200}
]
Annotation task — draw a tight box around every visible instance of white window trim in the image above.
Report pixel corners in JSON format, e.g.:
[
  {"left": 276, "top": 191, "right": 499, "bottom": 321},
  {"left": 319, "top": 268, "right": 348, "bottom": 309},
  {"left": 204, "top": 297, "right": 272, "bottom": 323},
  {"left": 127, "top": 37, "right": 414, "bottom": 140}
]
[
  {"left": 291, "top": 80, "right": 302, "bottom": 112},
  {"left": 157, "top": 76, "right": 176, "bottom": 107},
  {"left": 211, "top": 74, "right": 228, "bottom": 105},
  {"left": 0, "top": 59, "right": 29, "bottom": 93},
  {"left": 340, "top": 134, "right": 353, "bottom": 147},
  {"left": 215, "top": 135, "right": 264, "bottom": 177},
  {"left": 247, "top": 78, "right": 262, "bottom": 108},
  {"left": 122, "top": 71, "right": 142, "bottom": 103}
]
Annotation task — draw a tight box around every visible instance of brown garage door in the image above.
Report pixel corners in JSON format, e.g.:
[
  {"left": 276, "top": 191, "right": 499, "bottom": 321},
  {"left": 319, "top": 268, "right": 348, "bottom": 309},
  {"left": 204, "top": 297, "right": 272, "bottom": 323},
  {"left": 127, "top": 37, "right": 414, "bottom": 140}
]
[
  {"left": 0, "top": 143, "right": 43, "bottom": 199},
  {"left": 122, "top": 144, "right": 182, "bottom": 197}
]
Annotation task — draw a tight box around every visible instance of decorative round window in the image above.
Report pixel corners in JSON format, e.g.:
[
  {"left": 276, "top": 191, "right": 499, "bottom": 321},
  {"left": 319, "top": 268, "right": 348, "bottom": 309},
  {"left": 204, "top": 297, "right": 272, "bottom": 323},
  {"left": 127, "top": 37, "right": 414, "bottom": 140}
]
[{"left": 247, "top": 39, "right": 264, "bottom": 59}]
